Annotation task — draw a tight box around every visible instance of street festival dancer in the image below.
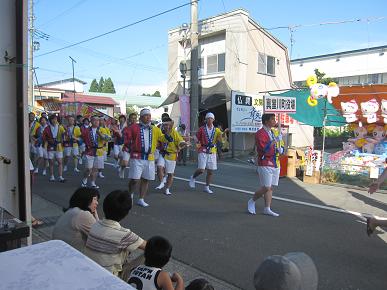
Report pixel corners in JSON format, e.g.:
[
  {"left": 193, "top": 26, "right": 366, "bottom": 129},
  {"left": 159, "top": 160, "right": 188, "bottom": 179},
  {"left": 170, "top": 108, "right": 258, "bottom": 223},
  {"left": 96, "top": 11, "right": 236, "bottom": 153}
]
[
  {"left": 80, "top": 116, "right": 106, "bottom": 189},
  {"left": 127, "top": 108, "right": 162, "bottom": 207},
  {"left": 112, "top": 114, "right": 127, "bottom": 170},
  {"left": 119, "top": 113, "right": 138, "bottom": 179},
  {"left": 189, "top": 112, "right": 222, "bottom": 194},
  {"left": 63, "top": 115, "right": 82, "bottom": 173},
  {"left": 98, "top": 117, "right": 111, "bottom": 179},
  {"left": 42, "top": 114, "right": 66, "bottom": 182},
  {"left": 247, "top": 113, "right": 283, "bottom": 217},
  {"left": 155, "top": 117, "right": 189, "bottom": 195}
]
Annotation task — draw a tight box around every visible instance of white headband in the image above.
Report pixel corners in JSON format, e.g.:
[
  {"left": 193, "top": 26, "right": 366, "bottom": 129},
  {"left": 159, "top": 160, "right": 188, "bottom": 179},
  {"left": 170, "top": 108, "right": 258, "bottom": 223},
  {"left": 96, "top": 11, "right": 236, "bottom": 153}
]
[
  {"left": 140, "top": 109, "right": 151, "bottom": 116},
  {"left": 205, "top": 112, "right": 215, "bottom": 120}
]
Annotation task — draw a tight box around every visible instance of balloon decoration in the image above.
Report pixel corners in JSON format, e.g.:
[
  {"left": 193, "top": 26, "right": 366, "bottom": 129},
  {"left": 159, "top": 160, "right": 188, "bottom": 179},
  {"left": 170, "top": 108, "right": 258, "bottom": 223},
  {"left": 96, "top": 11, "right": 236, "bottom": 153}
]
[{"left": 305, "top": 74, "right": 340, "bottom": 107}]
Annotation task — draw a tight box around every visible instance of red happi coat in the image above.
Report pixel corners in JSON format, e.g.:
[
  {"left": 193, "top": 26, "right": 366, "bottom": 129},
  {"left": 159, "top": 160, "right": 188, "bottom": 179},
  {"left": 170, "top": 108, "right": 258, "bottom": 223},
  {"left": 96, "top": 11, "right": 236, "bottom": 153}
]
[
  {"left": 196, "top": 125, "right": 221, "bottom": 154},
  {"left": 122, "top": 125, "right": 132, "bottom": 153},
  {"left": 124, "top": 124, "right": 161, "bottom": 160},
  {"left": 81, "top": 127, "right": 103, "bottom": 157},
  {"left": 255, "top": 127, "right": 276, "bottom": 167}
]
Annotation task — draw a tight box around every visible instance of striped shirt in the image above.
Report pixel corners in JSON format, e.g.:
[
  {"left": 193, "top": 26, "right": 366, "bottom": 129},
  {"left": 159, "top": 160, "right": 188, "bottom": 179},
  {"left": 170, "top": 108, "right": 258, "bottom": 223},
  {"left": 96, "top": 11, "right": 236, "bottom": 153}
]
[{"left": 84, "top": 219, "right": 144, "bottom": 275}]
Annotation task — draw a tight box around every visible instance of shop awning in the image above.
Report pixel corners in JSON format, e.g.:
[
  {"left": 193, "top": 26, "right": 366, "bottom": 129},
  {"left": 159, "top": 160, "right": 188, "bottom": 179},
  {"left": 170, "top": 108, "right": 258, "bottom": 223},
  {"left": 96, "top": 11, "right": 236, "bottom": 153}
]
[
  {"left": 160, "top": 78, "right": 232, "bottom": 109},
  {"left": 271, "top": 89, "right": 346, "bottom": 127}
]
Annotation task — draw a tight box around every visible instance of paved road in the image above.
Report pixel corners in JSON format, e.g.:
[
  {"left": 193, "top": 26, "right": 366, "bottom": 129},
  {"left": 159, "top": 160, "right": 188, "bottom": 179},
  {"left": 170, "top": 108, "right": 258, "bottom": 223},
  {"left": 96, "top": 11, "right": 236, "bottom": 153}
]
[{"left": 33, "top": 159, "right": 387, "bottom": 290}]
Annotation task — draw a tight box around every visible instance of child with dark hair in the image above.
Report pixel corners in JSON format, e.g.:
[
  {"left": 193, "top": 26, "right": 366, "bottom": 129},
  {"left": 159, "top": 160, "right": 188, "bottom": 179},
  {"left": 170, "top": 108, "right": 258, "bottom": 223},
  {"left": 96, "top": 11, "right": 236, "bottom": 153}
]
[
  {"left": 128, "top": 236, "right": 184, "bottom": 290},
  {"left": 185, "top": 279, "right": 214, "bottom": 290},
  {"left": 85, "top": 190, "right": 147, "bottom": 277},
  {"left": 52, "top": 187, "right": 100, "bottom": 253}
]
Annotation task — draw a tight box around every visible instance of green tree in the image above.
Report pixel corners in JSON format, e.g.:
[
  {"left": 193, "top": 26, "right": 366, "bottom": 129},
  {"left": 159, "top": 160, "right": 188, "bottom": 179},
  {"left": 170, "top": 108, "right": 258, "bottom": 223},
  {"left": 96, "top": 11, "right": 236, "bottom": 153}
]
[
  {"left": 141, "top": 93, "right": 151, "bottom": 96},
  {"left": 89, "top": 79, "right": 99, "bottom": 92},
  {"left": 102, "top": 77, "right": 116, "bottom": 93},
  {"left": 98, "top": 77, "right": 105, "bottom": 92},
  {"left": 314, "top": 69, "right": 336, "bottom": 85},
  {"left": 126, "top": 106, "right": 137, "bottom": 115},
  {"left": 152, "top": 90, "right": 161, "bottom": 97}
]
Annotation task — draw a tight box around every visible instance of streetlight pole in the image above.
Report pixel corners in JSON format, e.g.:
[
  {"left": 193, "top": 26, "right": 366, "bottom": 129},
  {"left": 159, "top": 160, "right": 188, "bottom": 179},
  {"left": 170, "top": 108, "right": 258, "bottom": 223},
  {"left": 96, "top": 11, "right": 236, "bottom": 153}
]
[
  {"left": 69, "top": 56, "right": 77, "bottom": 102},
  {"left": 179, "top": 60, "right": 187, "bottom": 95}
]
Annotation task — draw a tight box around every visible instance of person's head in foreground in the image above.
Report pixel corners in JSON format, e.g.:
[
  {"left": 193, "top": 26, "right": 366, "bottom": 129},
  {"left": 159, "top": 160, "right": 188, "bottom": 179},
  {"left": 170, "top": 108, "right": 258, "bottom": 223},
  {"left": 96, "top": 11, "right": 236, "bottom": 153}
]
[
  {"left": 103, "top": 190, "right": 132, "bottom": 222},
  {"left": 253, "top": 252, "right": 318, "bottom": 290},
  {"left": 67, "top": 187, "right": 100, "bottom": 214},
  {"left": 144, "top": 236, "right": 172, "bottom": 268},
  {"left": 185, "top": 278, "right": 214, "bottom": 290}
]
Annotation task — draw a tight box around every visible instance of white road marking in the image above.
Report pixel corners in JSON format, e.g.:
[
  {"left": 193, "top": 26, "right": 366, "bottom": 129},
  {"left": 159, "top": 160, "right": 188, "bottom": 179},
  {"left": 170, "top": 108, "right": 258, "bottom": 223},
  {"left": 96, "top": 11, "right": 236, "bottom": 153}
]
[{"left": 105, "top": 161, "right": 386, "bottom": 236}]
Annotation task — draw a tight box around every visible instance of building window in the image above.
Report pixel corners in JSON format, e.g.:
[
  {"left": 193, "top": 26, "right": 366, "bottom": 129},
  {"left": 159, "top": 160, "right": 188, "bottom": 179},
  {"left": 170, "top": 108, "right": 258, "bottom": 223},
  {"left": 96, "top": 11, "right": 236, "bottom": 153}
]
[
  {"left": 206, "top": 53, "right": 225, "bottom": 74},
  {"left": 198, "top": 57, "right": 204, "bottom": 76},
  {"left": 218, "top": 53, "right": 225, "bottom": 72},
  {"left": 207, "top": 55, "right": 218, "bottom": 74},
  {"left": 258, "top": 53, "right": 276, "bottom": 76}
]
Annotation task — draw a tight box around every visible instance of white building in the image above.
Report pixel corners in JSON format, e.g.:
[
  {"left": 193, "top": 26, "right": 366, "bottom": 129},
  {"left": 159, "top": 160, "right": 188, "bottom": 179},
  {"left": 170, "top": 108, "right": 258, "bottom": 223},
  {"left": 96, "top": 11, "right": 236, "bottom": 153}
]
[
  {"left": 291, "top": 45, "right": 387, "bottom": 86},
  {"left": 38, "top": 78, "right": 86, "bottom": 93},
  {"left": 165, "top": 9, "right": 313, "bottom": 150}
]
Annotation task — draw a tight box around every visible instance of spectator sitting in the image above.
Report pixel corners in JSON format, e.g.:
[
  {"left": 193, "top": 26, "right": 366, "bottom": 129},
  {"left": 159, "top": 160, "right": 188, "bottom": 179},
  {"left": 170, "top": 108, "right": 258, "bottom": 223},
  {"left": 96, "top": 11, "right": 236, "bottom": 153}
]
[
  {"left": 52, "top": 187, "right": 100, "bottom": 253},
  {"left": 253, "top": 252, "right": 318, "bottom": 290},
  {"left": 85, "top": 190, "right": 146, "bottom": 278},
  {"left": 185, "top": 278, "right": 214, "bottom": 290},
  {"left": 128, "top": 236, "right": 184, "bottom": 290}
]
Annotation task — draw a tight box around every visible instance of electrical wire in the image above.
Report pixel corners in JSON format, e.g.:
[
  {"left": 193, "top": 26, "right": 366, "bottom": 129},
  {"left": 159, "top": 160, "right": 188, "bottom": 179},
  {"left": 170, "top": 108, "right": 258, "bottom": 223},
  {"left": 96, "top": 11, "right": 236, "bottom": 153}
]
[
  {"left": 37, "top": 0, "right": 89, "bottom": 29},
  {"left": 36, "top": 1, "right": 197, "bottom": 58}
]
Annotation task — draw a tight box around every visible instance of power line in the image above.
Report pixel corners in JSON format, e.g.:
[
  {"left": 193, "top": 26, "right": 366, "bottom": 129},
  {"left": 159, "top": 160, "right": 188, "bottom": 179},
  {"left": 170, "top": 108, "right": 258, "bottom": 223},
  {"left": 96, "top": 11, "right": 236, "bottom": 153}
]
[
  {"left": 37, "top": 0, "right": 88, "bottom": 29},
  {"left": 36, "top": 1, "right": 196, "bottom": 58}
]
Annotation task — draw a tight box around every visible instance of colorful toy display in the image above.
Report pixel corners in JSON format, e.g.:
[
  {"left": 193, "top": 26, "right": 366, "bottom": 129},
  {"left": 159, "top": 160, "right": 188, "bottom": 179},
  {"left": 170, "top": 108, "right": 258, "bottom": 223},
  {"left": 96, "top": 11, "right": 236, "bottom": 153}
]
[
  {"left": 360, "top": 98, "right": 379, "bottom": 123},
  {"left": 306, "top": 74, "right": 340, "bottom": 107},
  {"left": 341, "top": 100, "right": 358, "bottom": 123}
]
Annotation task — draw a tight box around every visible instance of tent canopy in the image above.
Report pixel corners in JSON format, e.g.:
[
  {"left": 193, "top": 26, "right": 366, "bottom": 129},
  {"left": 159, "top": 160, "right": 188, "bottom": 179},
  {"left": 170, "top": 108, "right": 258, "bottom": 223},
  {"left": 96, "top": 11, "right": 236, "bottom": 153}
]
[
  {"left": 160, "top": 78, "right": 231, "bottom": 109},
  {"left": 271, "top": 89, "right": 346, "bottom": 127}
]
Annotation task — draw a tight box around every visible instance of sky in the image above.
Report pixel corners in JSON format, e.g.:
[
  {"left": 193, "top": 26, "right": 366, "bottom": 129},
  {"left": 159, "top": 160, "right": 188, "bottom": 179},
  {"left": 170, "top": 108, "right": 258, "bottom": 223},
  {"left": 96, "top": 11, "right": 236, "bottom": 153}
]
[{"left": 33, "top": 0, "right": 387, "bottom": 96}]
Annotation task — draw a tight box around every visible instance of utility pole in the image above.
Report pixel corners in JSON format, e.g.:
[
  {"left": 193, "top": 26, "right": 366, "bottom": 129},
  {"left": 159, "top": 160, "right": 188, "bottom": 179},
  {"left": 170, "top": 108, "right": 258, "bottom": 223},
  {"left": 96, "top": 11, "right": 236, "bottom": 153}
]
[
  {"left": 69, "top": 56, "right": 77, "bottom": 102},
  {"left": 190, "top": 0, "right": 199, "bottom": 157},
  {"left": 28, "top": 0, "right": 34, "bottom": 107}
]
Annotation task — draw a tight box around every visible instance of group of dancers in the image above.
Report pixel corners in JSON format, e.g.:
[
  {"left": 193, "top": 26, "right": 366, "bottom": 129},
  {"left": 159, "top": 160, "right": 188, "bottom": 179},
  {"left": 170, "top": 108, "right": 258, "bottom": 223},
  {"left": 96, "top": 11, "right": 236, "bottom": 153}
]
[{"left": 29, "top": 109, "right": 282, "bottom": 215}]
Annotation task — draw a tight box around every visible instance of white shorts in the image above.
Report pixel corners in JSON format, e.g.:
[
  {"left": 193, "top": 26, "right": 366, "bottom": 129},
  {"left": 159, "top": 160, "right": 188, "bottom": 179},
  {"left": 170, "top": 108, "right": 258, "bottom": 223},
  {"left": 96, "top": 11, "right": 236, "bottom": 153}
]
[
  {"left": 36, "top": 146, "right": 48, "bottom": 159},
  {"left": 85, "top": 155, "right": 104, "bottom": 169},
  {"left": 122, "top": 151, "right": 130, "bottom": 162},
  {"left": 198, "top": 152, "right": 217, "bottom": 170},
  {"left": 154, "top": 149, "right": 160, "bottom": 161},
  {"left": 79, "top": 143, "right": 86, "bottom": 153},
  {"left": 157, "top": 156, "right": 176, "bottom": 174},
  {"left": 257, "top": 166, "right": 280, "bottom": 187},
  {"left": 128, "top": 159, "right": 155, "bottom": 180},
  {"left": 48, "top": 151, "right": 63, "bottom": 160},
  {"left": 103, "top": 151, "right": 107, "bottom": 161},
  {"left": 114, "top": 144, "right": 123, "bottom": 157},
  {"left": 30, "top": 143, "right": 37, "bottom": 155},
  {"left": 64, "top": 147, "right": 79, "bottom": 157}
]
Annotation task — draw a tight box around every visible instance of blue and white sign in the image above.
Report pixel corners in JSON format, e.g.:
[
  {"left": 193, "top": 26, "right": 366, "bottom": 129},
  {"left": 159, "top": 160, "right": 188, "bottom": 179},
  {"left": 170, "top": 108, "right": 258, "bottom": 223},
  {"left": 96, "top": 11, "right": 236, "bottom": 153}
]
[{"left": 230, "top": 91, "right": 264, "bottom": 133}]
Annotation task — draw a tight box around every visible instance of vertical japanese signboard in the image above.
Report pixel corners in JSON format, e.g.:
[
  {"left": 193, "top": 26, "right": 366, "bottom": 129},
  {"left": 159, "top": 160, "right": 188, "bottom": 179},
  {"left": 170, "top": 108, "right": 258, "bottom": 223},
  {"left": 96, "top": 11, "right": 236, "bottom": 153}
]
[{"left": 230, "top": 91, "right": 264, "bottom": 133}]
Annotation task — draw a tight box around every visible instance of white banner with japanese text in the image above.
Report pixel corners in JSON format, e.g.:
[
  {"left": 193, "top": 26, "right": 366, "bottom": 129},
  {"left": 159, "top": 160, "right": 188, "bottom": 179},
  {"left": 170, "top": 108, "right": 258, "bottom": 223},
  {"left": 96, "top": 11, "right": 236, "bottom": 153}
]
[
  {"left": 264, "top": 95, "right": 296, "bottom": 114},
  {"left": 230, "top": 91, "right": 264, "bottom": 133}
]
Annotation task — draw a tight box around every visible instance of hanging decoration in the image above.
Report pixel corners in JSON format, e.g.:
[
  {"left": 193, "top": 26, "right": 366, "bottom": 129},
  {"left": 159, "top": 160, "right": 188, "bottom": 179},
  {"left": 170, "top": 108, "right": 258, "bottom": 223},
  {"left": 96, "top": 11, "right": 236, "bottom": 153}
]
[{"left": 305, "top": 74, "right": 340, "bottom": 107}]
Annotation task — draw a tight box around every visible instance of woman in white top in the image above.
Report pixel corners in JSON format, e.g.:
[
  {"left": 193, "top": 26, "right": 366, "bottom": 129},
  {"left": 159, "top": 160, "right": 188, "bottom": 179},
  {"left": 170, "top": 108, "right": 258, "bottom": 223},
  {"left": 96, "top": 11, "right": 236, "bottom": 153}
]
[{"left": 52, "top": 187, "right": 100, "bottom": 253}]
